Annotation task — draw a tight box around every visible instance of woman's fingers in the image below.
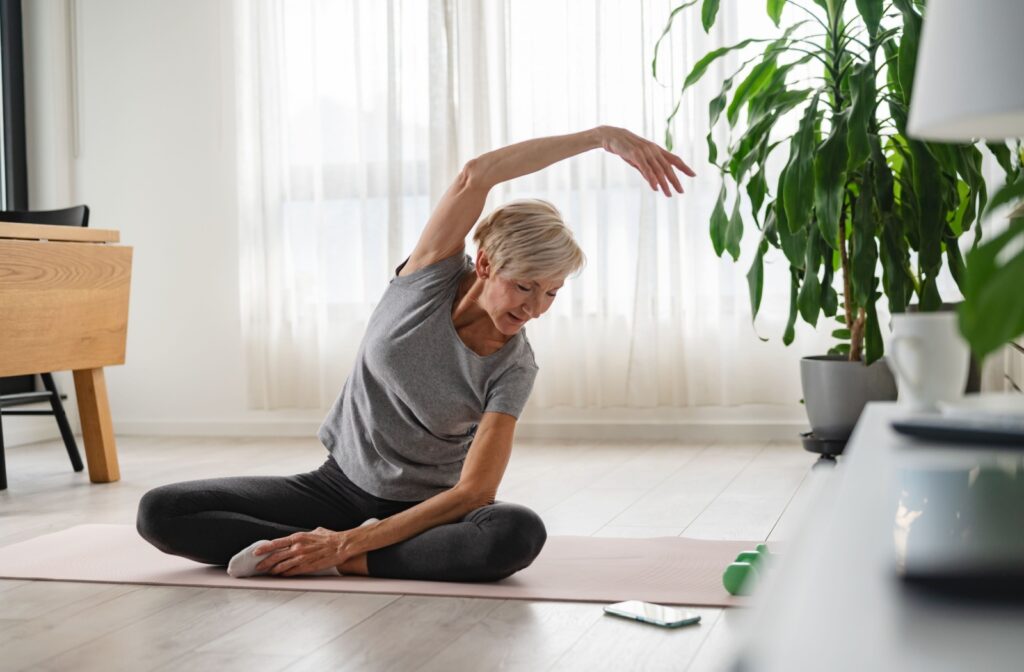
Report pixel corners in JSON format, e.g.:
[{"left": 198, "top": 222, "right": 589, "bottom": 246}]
[
  {"left": 253, "top": 535, "right": 295, "bottom": 556},
  {"left": 665, "top": 150, "right": 697, "bottom": 177},
  {"left": 255, "top": 547, "right": 291, "bottom": 572},
  {"left": 643, "top": 151, "right": 672, "bottom": 196},
  {"left": 652, "top": 150, "right": 684, "bottom": 194},
  {"left": 628, "top": 156, "right": 656, "bottom": 191},
  {"left": 614, "top": 132, "right": 695, "bottom": 195}
]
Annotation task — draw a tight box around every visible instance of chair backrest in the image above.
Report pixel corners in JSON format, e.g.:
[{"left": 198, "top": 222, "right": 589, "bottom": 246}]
[{"left": 0, "top": 205, "right": 89, "bottom": 228}]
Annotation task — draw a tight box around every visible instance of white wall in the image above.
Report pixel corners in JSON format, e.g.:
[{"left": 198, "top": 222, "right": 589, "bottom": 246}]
[
  {"left": 16, "top": 0, "right": 807, "bottom": 449},
  {"left": 21, "top": 0, "right": 329, "bottom": 448}
]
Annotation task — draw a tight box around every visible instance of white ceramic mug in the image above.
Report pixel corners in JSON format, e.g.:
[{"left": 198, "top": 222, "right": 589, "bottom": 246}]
[{"left": 888, "top": 312, "right": 970, "bottom": 412}]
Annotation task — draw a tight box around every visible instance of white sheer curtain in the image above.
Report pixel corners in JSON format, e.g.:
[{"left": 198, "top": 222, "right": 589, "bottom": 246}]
[{"left": 235, "top": 0, "right": 834, "bottom": 412}]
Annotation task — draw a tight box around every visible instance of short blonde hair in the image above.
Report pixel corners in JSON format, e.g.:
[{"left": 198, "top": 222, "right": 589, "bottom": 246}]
[{"left": 472, "top": 199, "right": 586, "bottom": 281}]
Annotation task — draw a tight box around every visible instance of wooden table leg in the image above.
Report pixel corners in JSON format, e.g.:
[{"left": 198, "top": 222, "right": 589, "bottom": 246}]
[{"left": 72, "top": 367, "right": 121, "bottom": 483}]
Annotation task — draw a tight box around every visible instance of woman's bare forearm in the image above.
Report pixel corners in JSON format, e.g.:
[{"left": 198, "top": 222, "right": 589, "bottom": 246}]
[
  {"left": 351, "top": 485, "right": 486, "bottom": 555},
  {"left": 471, "top": 127, "right": 607, "bottom": 189}
]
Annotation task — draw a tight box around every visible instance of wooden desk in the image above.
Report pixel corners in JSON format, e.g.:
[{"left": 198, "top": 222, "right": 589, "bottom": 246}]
[{"left": 0, "top": 221, "right": 132, "bottom": 483}]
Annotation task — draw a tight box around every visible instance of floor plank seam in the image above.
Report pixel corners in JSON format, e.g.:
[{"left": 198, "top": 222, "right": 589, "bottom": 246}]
[{"left": 679, "top": 444, "right": 769, "bottom": 538}]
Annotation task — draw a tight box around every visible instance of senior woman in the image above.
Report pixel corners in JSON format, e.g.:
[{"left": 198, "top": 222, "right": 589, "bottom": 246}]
[{"left": 136, "top": 125, "right": 693, "bottom": 582}]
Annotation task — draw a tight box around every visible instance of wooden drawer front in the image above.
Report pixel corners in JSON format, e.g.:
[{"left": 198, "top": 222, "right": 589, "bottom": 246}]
[{"left": 0, "top": 239, "right": 132, "bottom": 377}]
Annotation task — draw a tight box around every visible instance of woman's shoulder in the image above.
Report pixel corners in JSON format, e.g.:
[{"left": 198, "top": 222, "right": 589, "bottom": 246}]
[{"left": 395, "top": 246, "right": 469, "bottom": 279}]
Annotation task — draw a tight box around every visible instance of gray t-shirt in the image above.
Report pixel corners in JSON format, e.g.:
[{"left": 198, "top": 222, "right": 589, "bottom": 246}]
[{"left": 317, "top": 251, "right": 539, "bottom": 502}]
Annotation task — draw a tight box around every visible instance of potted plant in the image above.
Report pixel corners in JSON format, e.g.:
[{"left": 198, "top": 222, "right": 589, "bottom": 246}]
[{"left": 653, "top": 0, "right": 1016, "bottom": 449}]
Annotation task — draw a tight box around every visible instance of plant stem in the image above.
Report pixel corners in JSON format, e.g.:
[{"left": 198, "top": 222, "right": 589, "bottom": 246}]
[
  {"left": 839, "top": 202, "right": 854, "bottom": 340},
  {"left": 850, "top": 308, "right": 867, "bottom": 362}
]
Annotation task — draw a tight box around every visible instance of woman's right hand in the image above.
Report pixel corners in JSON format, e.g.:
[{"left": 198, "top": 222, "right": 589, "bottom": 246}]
[{"left": 597, "top": 125, "right": 695, "bottom": 197}]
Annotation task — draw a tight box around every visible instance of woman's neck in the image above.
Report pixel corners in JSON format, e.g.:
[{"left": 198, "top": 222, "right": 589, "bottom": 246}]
[{"left": 451, "top": 270, "right": 511, "bottom": 349}]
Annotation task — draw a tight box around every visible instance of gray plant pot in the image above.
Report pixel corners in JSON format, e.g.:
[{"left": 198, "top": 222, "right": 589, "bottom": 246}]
[{"left": 800, "top": 355, "right": 898, "bottom": 441}]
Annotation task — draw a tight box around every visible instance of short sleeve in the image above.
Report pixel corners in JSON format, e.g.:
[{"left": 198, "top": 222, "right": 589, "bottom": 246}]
[
  {"left": 484, "top": 365, "right": 539, "bottom": 419},
  {"left": 390, "top": 251, "right": 469, "bottom": 294}
]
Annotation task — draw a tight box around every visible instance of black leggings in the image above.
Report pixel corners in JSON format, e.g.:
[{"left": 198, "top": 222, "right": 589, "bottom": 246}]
[{"left": 136, "top": 456, "right": 547, "bottom": 583}]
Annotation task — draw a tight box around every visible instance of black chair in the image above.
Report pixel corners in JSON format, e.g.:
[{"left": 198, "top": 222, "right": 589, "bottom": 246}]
[{"left": 0, "top": 205, "right": 91, "bottom": 490}]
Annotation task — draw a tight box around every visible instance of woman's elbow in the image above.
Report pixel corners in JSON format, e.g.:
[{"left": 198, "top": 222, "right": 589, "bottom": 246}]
[
  {"left": 455, "top": 482, "right": 496, "bottom": 511},
  {"left": 461, "top": 157, "right": 493, "bottom": 191}
]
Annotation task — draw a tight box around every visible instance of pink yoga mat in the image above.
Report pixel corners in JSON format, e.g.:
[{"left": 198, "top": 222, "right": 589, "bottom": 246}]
[{"left": 0, "top": 525, "right": 754, "bottom": 607}]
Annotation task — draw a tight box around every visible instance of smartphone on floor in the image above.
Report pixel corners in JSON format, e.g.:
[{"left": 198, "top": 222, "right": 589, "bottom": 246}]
[{"left": 603, "top": 600, "right": 701, "bottom": 628}]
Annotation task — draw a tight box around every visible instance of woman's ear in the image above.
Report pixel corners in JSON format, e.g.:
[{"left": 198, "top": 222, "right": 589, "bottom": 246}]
[{"left": 475, "top": 248, "right": 491, "bottom": 279}]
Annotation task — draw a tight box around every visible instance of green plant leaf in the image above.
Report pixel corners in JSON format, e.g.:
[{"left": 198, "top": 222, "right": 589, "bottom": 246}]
[
  {"left": 767, "top": 0, "right": 786, "bottom": 26},
  {"left": 706, "top": 80, "right": 734, "bottom": 163},
  {"left": 986, "top": 142, "right": 1015, "bottom": 176},
  {"left": 892, "top": 0, "right": 922, "bottom": 103},
  {"left": 704, "top": 59, "right": 754, "bottom": 160},
  {"left": 881, "top": 39, "right": 903, "bottom": 102},
  {"left": 851, "top": 171, "right": 878, "bottom": 307},
  {"left": 798, "top": 228, "right": 822, "bottom": 325},
  {"left": 984, "top": 173, "right": 1024, "bottom": 217},
  {"left": 821, "top": 269, "right": 839, "bottom": 317},
  {"left": 701, "top": 0, "right": 721, "bottom": 32},
  {"left": 783, "top": 93, "right": 821, "bottom": 233},
  {"left": 774, "top": 192, "right": 808, "bottom": 267},
  {"left": 945, "top": 229, "right": 967, "bottom": 291},
  {"left": 746, "top": 55, "right": 813, "bottom": 122},
  {"left": 910, "top": 140, "right": 944, "bottom": 294},
  {"left": 864, "top": 285, "right": 884, "bottom": 364},
  {"left": 832, "top": 328, "right": 851, "bottom": 339},
  {"left": 783, "top": 267, "right": 799, "bottom": 345},
  {"left": 871, "top": 135, "right": 895, "bottom": 213},
  {"left": 813, "top": 112, "right": 849, "bottom": 248},
  {"left": 846, "top": 62, "right": 875, "bottom": 173},
  {"left": 652, "top": 0, "right": 701, "bottom": 80},
  {"left": 726, "top": 193, "right": 744, "bottom": 261},
  {"left": 680, "top": 37, "right": 772, "bottom": 93},
  {"left": 727, "top": 58, "right": 777, "bottom": 126},
  {"left": 855, "top": 0, "right": 883, "bottom": 40},
  {"left": 879, "top": 211, "right": 913, "bottom": 313},
  {"left": 953, "top": 145, "right": 985, "bottom": 236},
  {"left": 709, "top": 185, "right": 729, "bottom": 257},
  {"left": 747, "top": 168, "right": 768, "bottom": 220},
  {"left": 747, "top": 237, "right": 769, "bottom": 320},
  {"left": 819, "top": 232, "right": 839, "bottom": 317},
  {"left": 959, "top": 218, "right": 1024, "bottom": 359},
  {"left": 729, "top": 111, "right": 777, "bottom": 180},
  {"left": 673, "top": 22, "right": 804, "bottom": 102}
]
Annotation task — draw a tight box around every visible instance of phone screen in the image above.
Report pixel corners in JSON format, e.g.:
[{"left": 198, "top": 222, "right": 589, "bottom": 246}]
[{"left": 603, "top": 600, "right": 701, "bottom": 628}]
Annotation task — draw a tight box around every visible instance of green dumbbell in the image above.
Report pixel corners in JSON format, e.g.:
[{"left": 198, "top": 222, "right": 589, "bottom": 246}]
[
  {"left": 722, "top": 561, "right": 759, "bottom": 595},
  {"left": 722, "top": 544, "right": 773, "bottom": 595}
]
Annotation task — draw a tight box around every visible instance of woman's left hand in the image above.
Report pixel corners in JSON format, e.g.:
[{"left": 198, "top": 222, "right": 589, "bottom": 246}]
[
  {"left": 254, "top": 526, "right": 362, "bottom": 576},
  {"left": 598, "top": 125, "right": 696, "bottom": 197}
]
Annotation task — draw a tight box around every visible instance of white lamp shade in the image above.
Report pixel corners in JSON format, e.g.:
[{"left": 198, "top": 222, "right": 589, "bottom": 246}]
[{"left": 907, "top": 0, "right": 1024, "bottom": 142}]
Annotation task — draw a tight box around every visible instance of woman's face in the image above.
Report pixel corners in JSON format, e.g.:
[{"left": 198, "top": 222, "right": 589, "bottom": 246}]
[
  {"left": 474, "top": 250, "right": 564, "bottom": 335},
  {"left": 484, "top": 273, "right": 564, "bottom": 335}
]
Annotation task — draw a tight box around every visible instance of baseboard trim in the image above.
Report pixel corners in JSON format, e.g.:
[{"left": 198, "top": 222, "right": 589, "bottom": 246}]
[
  {"left": 113, "top": 413, "right": 809, "bottom": 443},
  {"left": 7, "top": 405, "right": 810, "bottom": 445},
  {"left": 0, "top": 419, "right": 64, "bottom": 448}
]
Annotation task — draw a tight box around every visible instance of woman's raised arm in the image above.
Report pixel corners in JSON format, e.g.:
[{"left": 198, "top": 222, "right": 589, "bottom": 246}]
[
  {"left": 403, "top": 126, "right": 695, "bottom": 276},
  {"left": 473, "top": 125, "right": 695, "bottom": 196}
]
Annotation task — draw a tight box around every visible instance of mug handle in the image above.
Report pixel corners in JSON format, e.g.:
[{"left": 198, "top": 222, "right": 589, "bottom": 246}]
[{"left": 890, "top": 335, "right": 922, "bottom": 391}]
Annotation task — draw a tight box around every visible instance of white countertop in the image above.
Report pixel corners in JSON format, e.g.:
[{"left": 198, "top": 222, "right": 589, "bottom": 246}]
[{"left": 731, "top": 402, "right": 1024, "bottom": 672}]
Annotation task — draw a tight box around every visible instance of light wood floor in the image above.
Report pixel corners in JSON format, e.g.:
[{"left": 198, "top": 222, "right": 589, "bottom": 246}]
[{"left": 0, "top": 435, "right": 824, "bottom": 671}]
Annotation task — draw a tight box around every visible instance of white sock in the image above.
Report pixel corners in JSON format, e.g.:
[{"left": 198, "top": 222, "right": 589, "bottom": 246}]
[
  {"left": 226, "top": 518, "right": 380, "bottom": 579},
  {"left": 227, "top": 539, "right": 340, "bottom": 579}
]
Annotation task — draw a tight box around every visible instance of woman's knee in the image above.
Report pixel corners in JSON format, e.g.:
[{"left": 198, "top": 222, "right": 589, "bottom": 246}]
[
  {"left": 136, "top": 484, "right": 183, "bottom": 549},
  {"left": 477, "top": 502, "right": 548, "bottom": 579}
]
